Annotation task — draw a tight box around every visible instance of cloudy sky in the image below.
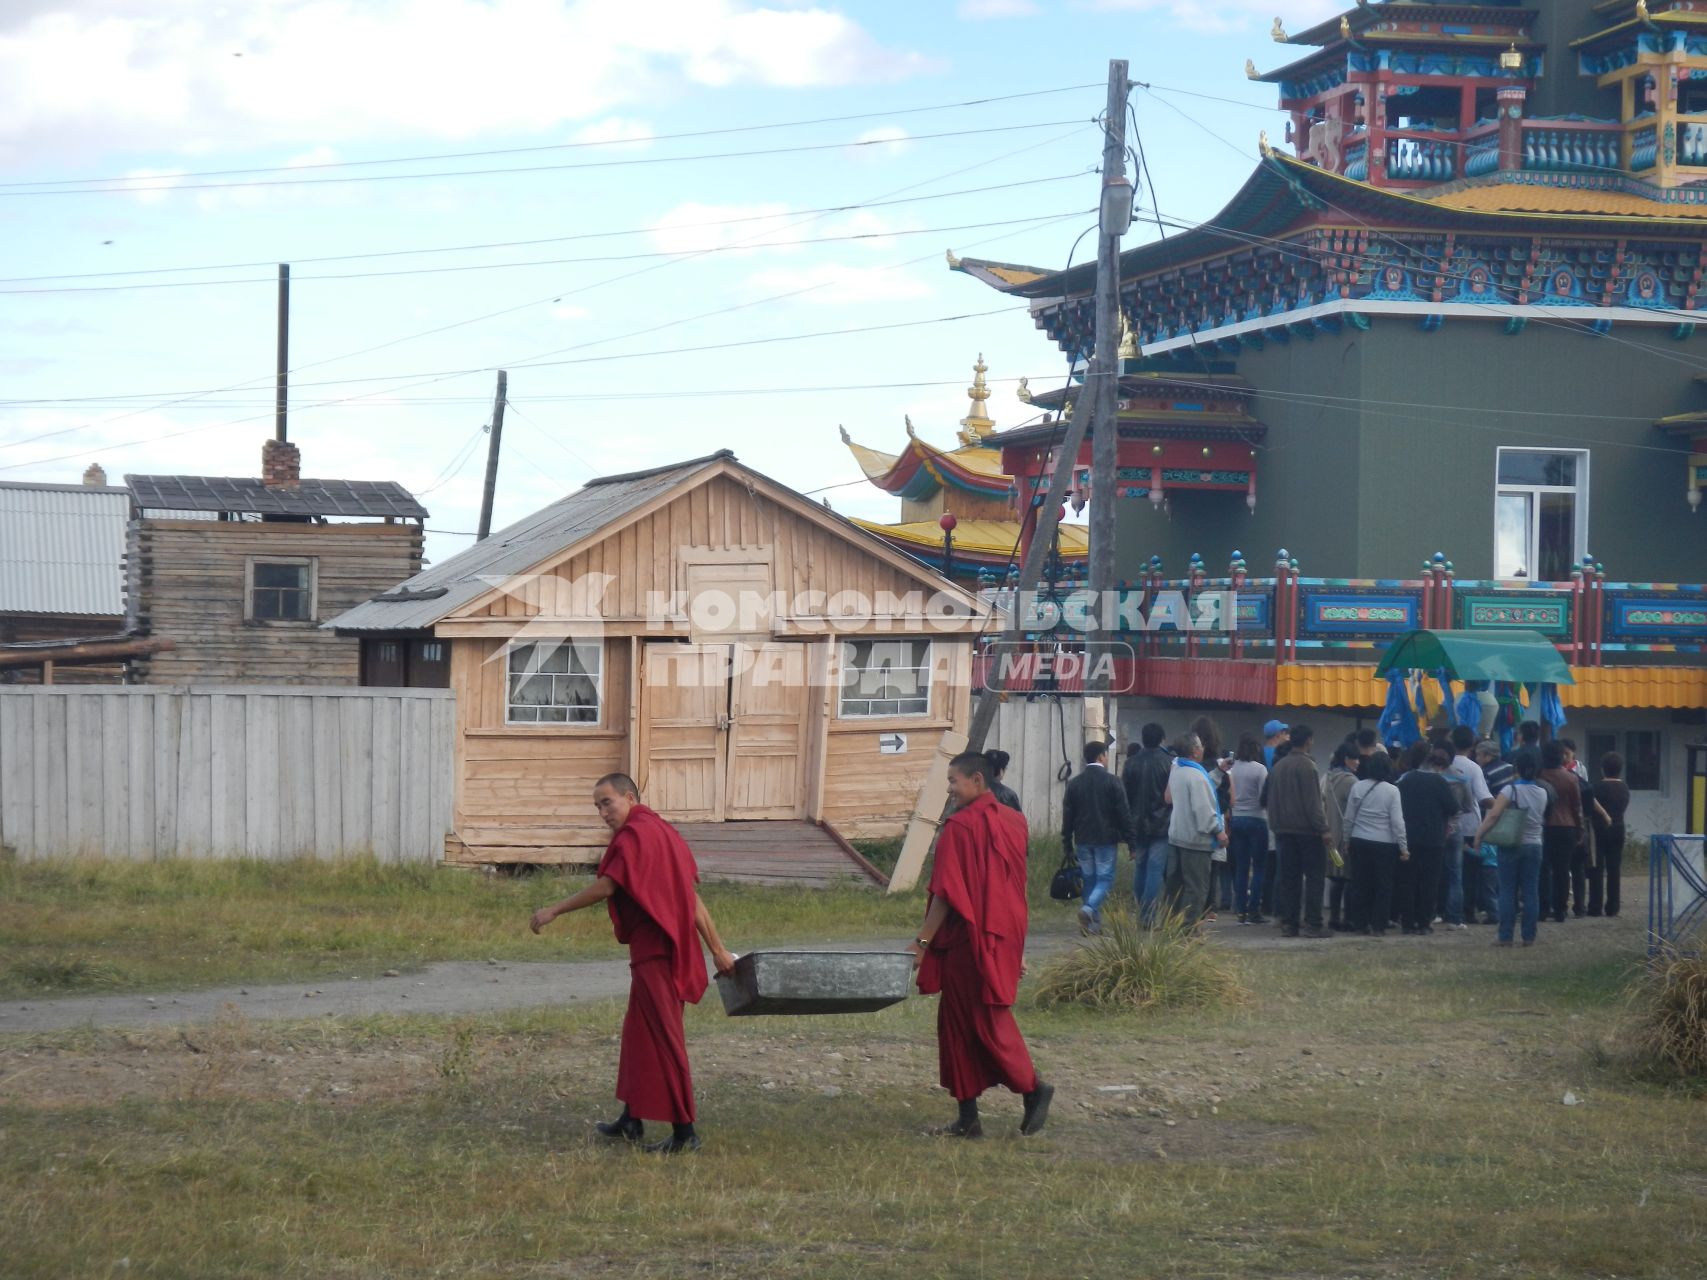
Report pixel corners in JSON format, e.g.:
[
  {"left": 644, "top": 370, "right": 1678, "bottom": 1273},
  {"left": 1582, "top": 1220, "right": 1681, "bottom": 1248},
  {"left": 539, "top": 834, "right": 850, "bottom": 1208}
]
[{"left": 0, "top": 0, "right": 1331, "bottom": 563}]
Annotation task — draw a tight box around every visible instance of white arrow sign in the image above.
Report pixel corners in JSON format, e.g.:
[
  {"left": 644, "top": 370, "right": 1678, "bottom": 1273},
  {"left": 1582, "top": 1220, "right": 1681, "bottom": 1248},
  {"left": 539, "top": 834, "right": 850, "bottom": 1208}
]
[{"left": 878, "top": 732, "right": 908, "bottom": 755}]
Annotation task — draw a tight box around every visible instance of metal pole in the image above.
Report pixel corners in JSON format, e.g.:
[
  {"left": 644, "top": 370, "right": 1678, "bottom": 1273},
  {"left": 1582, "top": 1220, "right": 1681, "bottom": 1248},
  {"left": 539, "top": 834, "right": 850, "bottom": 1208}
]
[
  {"left": 476, "top": 370, "right": 507, "bottom": 541},
  {"left": 275, "top": 264, "right": 290, "bottom": 443}
]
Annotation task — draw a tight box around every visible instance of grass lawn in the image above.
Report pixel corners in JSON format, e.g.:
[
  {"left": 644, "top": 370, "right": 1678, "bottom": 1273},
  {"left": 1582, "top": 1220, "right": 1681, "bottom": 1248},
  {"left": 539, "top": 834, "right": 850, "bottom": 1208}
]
[
  {"left": 0, "top": 854, "right": 923, "bottom": 998},
  {"left": 2, "top": 857, "right": 1703, "bottom": 1278}
]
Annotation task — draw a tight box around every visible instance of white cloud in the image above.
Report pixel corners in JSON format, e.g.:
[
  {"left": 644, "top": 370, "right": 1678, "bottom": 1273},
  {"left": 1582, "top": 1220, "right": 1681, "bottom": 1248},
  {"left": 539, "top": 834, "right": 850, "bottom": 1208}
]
[
  {"left": 0, "top": 1, "right": 935, "bottom": 166},
  {"left": 742, "top": 263, "right": 933, "bottom": 305},
  {"left": 571, "top": 117, "right": 656, "bottom": 150},
  {"left": 851, "top": 126, "right": 910, "bottom": 160},
  {"left": 957, "top": 0, "right": 1040, "bottom": 17},
  {"left": 1086, "top": 0, "right": 1342, "bottom": 34},
  {"left": 648, "top": 201, "right": 797, "bottom": 256}
]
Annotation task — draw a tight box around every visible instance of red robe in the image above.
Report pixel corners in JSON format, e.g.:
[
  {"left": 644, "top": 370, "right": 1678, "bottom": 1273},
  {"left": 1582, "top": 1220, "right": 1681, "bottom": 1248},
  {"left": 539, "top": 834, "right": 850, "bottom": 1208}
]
[
  {"left": 597, "top": 804, "right": 708, "bottom": 1124},
  {"left": 917, "top": 790, "right": 1039, "bottom": 1101}
]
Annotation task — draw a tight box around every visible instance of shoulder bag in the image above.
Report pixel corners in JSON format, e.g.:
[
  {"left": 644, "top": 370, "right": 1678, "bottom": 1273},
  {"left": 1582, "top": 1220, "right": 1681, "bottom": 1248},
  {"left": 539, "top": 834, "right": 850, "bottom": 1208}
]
[{"left": 1049, "top": 850, "right": 1083, "bottom": 901}]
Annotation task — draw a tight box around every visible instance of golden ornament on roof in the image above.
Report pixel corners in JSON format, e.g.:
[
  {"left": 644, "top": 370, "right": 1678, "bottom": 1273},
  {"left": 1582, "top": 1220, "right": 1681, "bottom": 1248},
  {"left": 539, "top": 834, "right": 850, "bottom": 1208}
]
[
  {"left": 1637, "top": 0, "right": 1650, "bottom": 20},
  {"left": 1118, "top": 313, "right": 1139, "bottom": 360},
  {"left": 945, "top": 249, "right": 962, "bottom": 268},
  {"left": 1016, "top": 376, "right": 1033, "bottom": 404},
  {"left": 1259, "top": 129, "right": 1274, "bottom": 159},
  {"left": 1245, "top": 58, "right": 1260, "bottom": 80},
  {"left": 839, "top": 425, "right": 852, "bottom": 444},
  {"left": 1272, "top": 17, "right": 1288, "bottom": 42},
  {"left": 1340, "top": 16, "right": 1351, "bottom": 39}
]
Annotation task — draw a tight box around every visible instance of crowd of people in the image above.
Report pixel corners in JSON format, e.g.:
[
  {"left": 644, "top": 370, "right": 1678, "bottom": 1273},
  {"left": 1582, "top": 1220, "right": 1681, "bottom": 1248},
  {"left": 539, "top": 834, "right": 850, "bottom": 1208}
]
[{"left": 1058, "top": 715, "right": 1632, "bottom": 948}]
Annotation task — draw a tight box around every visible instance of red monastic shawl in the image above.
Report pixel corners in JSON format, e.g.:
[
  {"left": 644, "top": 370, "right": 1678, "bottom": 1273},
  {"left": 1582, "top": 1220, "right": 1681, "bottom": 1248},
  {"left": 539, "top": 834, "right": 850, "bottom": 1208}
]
[
  {"left": 918, "top": 790, "right": 1030, "bottom": 1006},
  {"left": 596, "top": 804, "right": 709, "bottom": 1005}
]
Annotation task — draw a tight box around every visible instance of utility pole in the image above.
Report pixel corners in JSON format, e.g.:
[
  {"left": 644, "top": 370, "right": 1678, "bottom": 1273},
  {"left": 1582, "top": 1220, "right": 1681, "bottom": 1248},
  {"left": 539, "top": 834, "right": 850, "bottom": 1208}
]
[
  {"left": 1087, "top": 61, "right": 1132, "bottom": 711},
  {"left": 965, "top": 59, "right": 1130, "bottom": 755},
  {"left": 275, "top": 264, "right": 290, "bottom": 442},
  {"left": 476, "top": 370, "right": 507, "bottom": 541}
]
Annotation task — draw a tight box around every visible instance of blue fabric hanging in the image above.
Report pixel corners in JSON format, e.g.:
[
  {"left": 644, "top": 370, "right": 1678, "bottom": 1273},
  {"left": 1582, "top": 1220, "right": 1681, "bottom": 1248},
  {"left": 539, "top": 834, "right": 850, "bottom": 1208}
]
[
  {"left": 1436, "top": 670, "right": 1457, "bottom": 726},
  {"left": 1537, "top": 682, "right": 1567, "bottom": 735},
  {"left": 1453, "top": 681, "right": 1483, "bottom": 732},
  {"left": 1380, "top": 671, "right": 1421, "bottom": 749},
  {"left": 1494, "top": 681, "right": 1519, "bottom": 755}
]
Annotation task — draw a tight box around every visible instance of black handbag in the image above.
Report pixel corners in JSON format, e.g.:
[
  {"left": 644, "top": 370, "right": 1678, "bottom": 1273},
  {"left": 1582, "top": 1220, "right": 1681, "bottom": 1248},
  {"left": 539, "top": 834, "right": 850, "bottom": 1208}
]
[{"left": 1049, "top": 851, "right": 1084, "bottom": 901}]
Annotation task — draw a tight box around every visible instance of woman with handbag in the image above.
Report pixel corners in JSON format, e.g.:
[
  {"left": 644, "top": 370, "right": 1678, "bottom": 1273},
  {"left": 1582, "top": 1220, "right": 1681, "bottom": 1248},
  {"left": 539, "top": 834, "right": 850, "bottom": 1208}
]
[
  {"left": 1342, "top": 751, "right": 1407, "bottom": 937},
  {"left": 1472, "top": 752, "right": 1550, "bottom": 947}
]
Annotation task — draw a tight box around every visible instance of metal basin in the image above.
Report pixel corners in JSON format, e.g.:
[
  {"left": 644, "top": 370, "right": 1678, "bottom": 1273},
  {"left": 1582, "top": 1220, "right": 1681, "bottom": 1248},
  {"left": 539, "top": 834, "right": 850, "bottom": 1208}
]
[{"left": 714, "top": 950, "right": 913, "bottom": 1017}]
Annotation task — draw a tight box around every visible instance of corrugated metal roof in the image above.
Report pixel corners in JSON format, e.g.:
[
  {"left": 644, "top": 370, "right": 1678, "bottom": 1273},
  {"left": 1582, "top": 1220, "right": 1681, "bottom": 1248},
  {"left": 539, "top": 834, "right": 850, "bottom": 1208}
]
[
  {"left": 0, "top": 481, "right": 130, "bottom": 617},
  {"left": 326, "top": 453, "right": 731, "bottom": 633},
  {"left": 126, "top": 474, "right": 426, "bottom": 519},
  {"left": 1276, "top": 661, "right": 1707, "bottom": 710}
]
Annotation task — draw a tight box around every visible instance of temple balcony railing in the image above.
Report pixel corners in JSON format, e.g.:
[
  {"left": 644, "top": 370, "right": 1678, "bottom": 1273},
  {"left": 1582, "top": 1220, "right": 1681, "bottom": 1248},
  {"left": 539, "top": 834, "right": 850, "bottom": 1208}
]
[
  {"left": 970, "top": 552, "right": 1707, "bottom": 693},
  {"left": 1382, "top": 131, "right": 1460, "bottom": 183},
  {"left": 1461, "top": 118, "right": 1623, "bottom": 179}
]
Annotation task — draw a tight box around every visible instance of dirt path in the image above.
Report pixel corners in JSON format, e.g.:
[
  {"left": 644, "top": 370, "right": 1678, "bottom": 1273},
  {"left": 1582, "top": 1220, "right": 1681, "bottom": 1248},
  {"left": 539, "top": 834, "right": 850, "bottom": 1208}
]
[{"left": 0, "top": 906, "right": 1522, "bottom": 1035}]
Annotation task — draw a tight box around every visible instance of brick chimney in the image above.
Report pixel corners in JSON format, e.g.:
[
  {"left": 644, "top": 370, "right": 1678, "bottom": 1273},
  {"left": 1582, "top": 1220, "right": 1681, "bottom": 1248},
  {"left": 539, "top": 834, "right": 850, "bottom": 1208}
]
[
  {"left": 262, "top": 438, "right": 301, "bottom": 489},
  {"left": 82, "top": 463, "right": 107, "bottom": 487}
]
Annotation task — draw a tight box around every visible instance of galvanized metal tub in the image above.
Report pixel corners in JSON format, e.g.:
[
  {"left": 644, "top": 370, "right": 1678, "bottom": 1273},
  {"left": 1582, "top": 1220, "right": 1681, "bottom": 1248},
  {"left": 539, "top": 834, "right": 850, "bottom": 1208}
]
[{"left": 714, "top": 950, "right": 913, "bottom": 1017}]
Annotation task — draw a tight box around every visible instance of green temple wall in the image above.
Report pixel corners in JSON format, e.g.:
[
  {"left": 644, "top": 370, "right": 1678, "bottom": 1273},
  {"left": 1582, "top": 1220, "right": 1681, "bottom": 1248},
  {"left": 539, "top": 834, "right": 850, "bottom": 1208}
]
[{"left": 1116, "top": 318, "right": 1706, "bottom": 582}]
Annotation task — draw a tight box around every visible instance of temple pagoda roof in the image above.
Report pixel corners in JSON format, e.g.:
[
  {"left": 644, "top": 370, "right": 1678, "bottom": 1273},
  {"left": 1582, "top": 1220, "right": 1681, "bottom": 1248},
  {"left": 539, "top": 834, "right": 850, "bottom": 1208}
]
[
  {"left": 952, "top": 152, "right": 1707, "bottom": 297},
  {"left": 850, "top": 516, "right": 1088, "bottom": 561},
  {"left": 841, "top": 424, "right": 1012, "bottom": 502},
  {"left": 1279, "top": 3, "right": 1538, "bottom": 49},
  {"left": 1572, "top": 6, "right": 1707, "bottom": 52}
]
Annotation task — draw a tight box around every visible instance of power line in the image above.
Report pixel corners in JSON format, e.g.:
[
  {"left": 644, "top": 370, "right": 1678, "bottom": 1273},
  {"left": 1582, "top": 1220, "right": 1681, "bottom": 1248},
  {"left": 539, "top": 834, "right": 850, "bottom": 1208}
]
[
  {"left": 0, "top": 173, "right": 1087, "bottom": 286},
  {"left": 0, "top": 210, "right": 1090, "bottom": 295},
  {"left": 1, "top": 82, "right": 1101, "bottom": 190},
  {"left": 3, "top": 119, "right": 1089, "bottom": 197}
]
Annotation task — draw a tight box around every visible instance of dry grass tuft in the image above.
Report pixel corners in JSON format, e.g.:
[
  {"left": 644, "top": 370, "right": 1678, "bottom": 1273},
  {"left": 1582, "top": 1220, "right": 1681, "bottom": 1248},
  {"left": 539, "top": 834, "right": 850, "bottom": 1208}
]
[
  {"left": 1031, "top": 909, "right": 1247, "bottom": 1014},
  {"left": 1630, "top": 944, "right": 1707, "bottom": 1082}
]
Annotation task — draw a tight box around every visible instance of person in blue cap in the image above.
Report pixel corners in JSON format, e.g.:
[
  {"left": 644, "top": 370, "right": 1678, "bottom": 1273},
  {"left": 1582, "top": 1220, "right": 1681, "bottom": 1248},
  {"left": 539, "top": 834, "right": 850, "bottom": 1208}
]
[{"left": 1262, "top": 719, "right": 1289, "bottom": 768}]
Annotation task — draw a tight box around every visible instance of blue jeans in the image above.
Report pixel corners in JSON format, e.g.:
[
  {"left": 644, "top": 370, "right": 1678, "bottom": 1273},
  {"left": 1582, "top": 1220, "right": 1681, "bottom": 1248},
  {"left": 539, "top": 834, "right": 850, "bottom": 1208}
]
[
  {"left": 1133, "top": 836, "right": 1169, "bottom": 923},
  {"left": 1469, "top": 845, "right": 1500, "bottom": 921},
  {"left": 1227, "top": 817, "right": 1269, "bottom": 916},
  {"left": 1438, "top": 835, "right": 1465, "bottom": 924},
  {"left": 1496, "top": 842, "right": 1544, "bottom": 944},
  {"left": 1075, "top": 844, "right": 1118, "bottom": 925}
]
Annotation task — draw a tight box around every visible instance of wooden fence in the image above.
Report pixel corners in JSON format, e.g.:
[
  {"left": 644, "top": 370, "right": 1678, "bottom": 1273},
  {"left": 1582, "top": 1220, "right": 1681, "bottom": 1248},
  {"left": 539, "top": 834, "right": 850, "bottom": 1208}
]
[
  {"left": 985, "top": 694, "right": 1087, "bottom": 838},
  {"left": 0, "top": 686, "right": 454, "bottom": 861}
]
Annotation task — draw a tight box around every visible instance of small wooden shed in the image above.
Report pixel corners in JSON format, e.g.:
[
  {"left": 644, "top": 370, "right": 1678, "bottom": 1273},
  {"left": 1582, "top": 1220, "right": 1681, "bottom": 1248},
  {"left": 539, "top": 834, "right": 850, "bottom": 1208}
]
[{"left": 331, "top": 451, "right": 988, "bottom": 870}]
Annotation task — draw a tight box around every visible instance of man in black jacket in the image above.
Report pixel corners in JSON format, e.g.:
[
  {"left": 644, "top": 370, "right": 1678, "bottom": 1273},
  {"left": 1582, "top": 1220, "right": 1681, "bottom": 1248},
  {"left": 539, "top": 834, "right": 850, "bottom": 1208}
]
[
  {"left": 1062, "top": 740, "right": 1135, "bottom": 935},
  {"left": 1121, "top": 721, "right": 1173, "bottom": 924}
]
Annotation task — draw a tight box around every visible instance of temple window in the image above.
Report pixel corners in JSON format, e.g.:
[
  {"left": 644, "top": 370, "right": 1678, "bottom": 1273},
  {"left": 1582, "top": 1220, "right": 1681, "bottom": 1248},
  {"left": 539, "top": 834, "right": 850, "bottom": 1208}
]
[
  {"left": 506, "top": 640, "right": 602, "bottom": 725},
  {"left": 838, "top": 639, "right": 932, "bottom": 718},
  {"left": 1493, "top": 448, "right": 1589, "bottom": 582},
  {"left": 1587, "top": 730, "right": 1664, "bottom": 793}
]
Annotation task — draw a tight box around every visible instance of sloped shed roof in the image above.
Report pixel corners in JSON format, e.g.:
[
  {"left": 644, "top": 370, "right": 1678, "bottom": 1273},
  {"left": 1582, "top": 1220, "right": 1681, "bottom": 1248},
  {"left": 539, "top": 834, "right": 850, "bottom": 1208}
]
[{"left": 0, "top": 480, "right": 130, "bottom": 617}]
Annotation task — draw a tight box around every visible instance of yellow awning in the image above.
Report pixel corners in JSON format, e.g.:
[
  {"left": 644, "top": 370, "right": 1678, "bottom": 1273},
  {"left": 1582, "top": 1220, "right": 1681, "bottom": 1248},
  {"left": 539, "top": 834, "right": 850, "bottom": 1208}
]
[{"left": 1276, "top": 662, "right": 1707, "bottom": 710}]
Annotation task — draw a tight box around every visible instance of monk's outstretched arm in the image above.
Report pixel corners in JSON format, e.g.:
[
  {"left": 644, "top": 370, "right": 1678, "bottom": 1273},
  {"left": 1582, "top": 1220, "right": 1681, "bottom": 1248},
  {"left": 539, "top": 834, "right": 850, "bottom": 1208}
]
[
  {"left": 693, "top": 893, "right": 738, "bottom": 974},
  {"left": 529, "top": 875, "right": 616, "bottom": 933}
]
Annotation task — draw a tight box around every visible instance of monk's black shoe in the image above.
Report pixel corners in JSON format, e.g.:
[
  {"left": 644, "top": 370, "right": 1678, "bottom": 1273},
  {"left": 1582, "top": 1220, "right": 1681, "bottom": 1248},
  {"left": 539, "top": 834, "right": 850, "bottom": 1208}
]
[
  {"left": 1020, "top": 1081, "right": 1055, "bottom": 1136},
  {"left": 644, "top": 1133, "right": 702, "bottom": 1155},
  {"left": 930, "top": 1116, "right": 983, "bottom": 1139},
  {"left": 595, "top": 1115, "right": 643, "bottom": 1142}
]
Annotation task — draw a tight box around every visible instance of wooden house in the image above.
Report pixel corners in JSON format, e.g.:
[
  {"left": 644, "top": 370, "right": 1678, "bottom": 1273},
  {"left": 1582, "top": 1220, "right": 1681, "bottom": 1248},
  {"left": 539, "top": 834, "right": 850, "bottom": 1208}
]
[
  {"left": 124, "top": 440, "right": 426, "bottom": 686},
  {"left": 330, "top": 451, "right": 988, "bottom": 871}
]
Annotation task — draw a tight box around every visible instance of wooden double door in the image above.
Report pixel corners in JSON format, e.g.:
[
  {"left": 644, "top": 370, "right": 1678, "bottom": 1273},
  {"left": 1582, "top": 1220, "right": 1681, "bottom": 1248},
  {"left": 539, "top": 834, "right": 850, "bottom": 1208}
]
[{"left": 640, "top": 641, "right": 814, "bottom": 821}]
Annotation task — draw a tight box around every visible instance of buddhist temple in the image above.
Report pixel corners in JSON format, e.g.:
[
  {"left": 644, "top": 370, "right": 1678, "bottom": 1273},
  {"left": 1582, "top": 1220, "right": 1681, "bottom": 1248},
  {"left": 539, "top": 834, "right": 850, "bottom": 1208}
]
[
  {"left": 839, "top": 355, "right": 1089, "bottom": 582},
  {"left": 950, "top": 0, "right": 1707, "bottom": 835}
]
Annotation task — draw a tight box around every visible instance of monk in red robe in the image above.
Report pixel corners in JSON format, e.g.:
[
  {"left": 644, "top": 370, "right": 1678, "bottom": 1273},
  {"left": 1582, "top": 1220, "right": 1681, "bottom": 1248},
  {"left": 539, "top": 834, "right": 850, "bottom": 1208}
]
[
  {"left": 909, "top": 752, "right": 1053, "bottom": 1138},
  {"left": 530, "top": 773, "right": 735, "bottom": 1154}
]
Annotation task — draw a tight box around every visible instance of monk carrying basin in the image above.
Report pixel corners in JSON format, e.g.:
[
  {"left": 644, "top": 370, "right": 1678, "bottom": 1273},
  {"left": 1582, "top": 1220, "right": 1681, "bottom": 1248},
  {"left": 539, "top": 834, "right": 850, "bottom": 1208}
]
[{"left": 715, "top": 950, "right": 913, "bottom": 1017}]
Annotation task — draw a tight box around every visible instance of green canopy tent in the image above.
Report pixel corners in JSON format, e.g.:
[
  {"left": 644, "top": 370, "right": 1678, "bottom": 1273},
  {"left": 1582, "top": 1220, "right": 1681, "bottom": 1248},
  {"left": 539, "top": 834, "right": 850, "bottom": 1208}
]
[{"left": 1374, "top": 630, "right": 1575, "bottom": 685}]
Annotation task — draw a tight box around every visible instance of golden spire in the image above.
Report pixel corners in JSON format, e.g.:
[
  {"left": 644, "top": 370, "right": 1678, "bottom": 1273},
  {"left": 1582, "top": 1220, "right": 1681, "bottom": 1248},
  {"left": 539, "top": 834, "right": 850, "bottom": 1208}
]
[
  {"left": 1245, "top": 58, "right": 1260, "bottom": 80},
  {"left": 957, "top": 353, "right": 996, "bottom": 445},
  {"left": 1272, "top": 17, "right": 1288, "bottom": 42}
]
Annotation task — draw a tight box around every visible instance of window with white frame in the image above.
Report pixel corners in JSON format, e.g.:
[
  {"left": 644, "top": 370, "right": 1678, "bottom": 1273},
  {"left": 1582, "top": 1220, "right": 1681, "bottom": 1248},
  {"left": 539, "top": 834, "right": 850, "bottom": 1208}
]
[
  {"left": 247, "top": 557, "right": 316, "bottom": 622},
  {"left": 839, "top": 639, "right": 931, "bottom": 718},
  {"left": 1494, "top": 448, "right": 1588, "bottom": 582},
  {"left": 506, "top": 641, "right": 602, "bottom": 724}
]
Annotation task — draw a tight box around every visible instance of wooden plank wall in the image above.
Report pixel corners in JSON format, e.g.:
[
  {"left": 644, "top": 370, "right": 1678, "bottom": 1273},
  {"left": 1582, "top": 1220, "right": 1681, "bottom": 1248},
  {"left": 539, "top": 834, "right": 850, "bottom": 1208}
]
[
  {"left": 448, "top": 636, "right": 630, "bottom": 860},
  {"left": 984, "top": 694, "right": 1087, "bottom": 839},
  {"left": 0, "top": 686, "right": 453, "bottom": 860},
  {"left": 130, "top": 520, "right": 422, "bottom": 685}
]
